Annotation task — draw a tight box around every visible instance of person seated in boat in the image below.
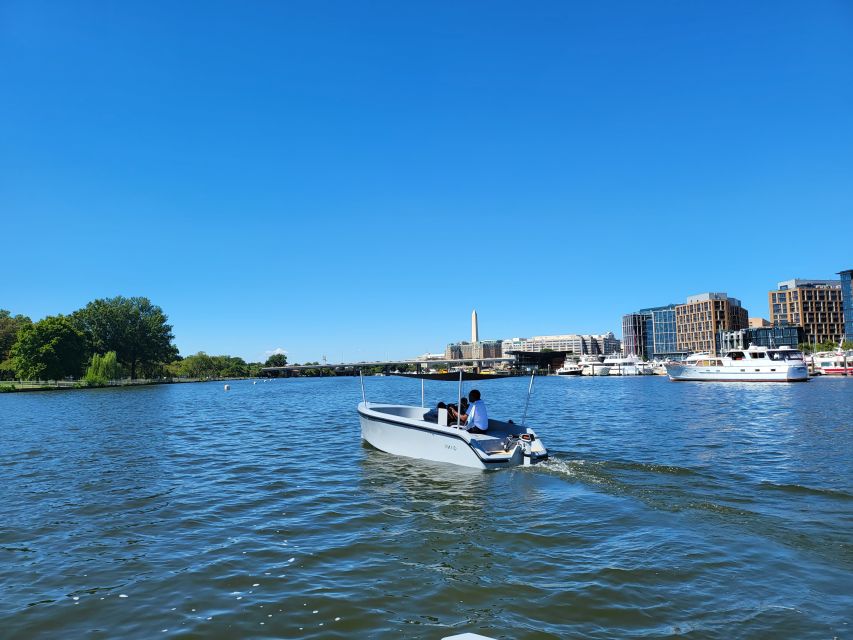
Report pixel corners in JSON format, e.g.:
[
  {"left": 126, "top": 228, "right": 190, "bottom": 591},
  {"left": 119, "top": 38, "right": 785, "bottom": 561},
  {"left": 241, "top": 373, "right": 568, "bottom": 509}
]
[
  {"left": 423, "top": 402, "right": 447, "bottom": 423},
  {"left": 457, "top": 389, "right": 489, "bottom": 434},
  {"left": 446, "top": 397, "right": 469, "bottom": 425}
]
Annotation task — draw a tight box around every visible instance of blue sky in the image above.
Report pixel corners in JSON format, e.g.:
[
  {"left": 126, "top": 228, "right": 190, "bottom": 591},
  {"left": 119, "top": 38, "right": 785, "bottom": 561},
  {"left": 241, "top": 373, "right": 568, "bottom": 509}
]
[{"left": 2, "top": 1, "right": 852, "bottom": 363}]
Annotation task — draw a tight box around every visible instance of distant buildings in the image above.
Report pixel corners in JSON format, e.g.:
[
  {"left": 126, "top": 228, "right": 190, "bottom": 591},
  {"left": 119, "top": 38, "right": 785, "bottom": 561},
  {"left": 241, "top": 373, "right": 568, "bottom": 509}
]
[
  {"left": 769, "top": 278, "right": 844, "bottom": 344},
  {"left": 623, "top": 293, "right": 748, "bottom": 358},
  {"left": 501, "top": 333, "right": 620, "bottom": 355},
  {"left": 621, "top": 267, "right": 851, "bottom": 357},
  {"left": 838, "top": 269, "right": 853, "bottom": 341},
  {"left": 675, "top": 293, "right": 748, "bottom": 354}
]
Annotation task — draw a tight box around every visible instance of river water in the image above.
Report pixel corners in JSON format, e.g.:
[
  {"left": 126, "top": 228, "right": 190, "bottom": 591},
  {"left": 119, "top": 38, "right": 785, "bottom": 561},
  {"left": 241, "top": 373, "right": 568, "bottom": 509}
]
[{"left": 1, "top": 376, "right": 851, "bottom": 639}]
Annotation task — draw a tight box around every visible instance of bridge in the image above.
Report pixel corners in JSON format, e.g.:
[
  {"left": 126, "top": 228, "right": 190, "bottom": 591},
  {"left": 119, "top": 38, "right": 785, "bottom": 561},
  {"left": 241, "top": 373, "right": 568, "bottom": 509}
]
[{"left": 261, "top": 357, "right": 516, "bottom": 377}]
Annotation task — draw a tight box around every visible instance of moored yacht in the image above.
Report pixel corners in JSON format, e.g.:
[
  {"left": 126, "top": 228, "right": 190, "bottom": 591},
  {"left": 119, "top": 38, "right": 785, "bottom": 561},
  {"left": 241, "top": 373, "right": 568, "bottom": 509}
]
[
  {"left": 602, "top": 354, "right": 652, "bottom": 376},
  {"left": 810, "top": 344, "right": 853, "bottom": 376},
  {"left": 555, "top": 359, "right": 582, "bottom": 376},
  {"left": 578, "top": 355, "right": 610, "bottom": 376},
  {"left": 665, "top": 345, "right": 808, "bottom": 382}
]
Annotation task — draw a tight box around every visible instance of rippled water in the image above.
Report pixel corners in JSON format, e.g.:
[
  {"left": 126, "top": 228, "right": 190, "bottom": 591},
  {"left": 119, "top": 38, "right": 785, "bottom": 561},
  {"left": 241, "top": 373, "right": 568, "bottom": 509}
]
[{"left": 1, "top": 376, "right": 851, "bottom": 638}]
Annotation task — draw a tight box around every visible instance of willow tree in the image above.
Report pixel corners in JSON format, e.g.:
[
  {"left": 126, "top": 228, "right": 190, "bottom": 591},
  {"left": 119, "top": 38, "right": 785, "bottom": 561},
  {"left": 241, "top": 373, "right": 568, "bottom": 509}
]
[{"left": 85, "top": 351, "right": 123, "bottom": 385}]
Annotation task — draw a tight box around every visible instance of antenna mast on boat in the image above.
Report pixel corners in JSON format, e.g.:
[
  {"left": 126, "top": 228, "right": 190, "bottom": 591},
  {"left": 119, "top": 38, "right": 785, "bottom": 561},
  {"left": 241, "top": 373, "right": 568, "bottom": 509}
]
[
  {"left": 521, "top": 371, "right": 535, "bottom": 427},
  {"left": 457, "top": 369, "right": 463, "bottom": 426}
]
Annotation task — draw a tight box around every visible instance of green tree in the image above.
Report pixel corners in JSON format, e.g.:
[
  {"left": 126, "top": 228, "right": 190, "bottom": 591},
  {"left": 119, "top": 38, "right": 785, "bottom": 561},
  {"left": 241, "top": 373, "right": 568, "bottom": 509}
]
[
  {"left": 11, "top": 316, "right": 86, "bottom": 380},
  {"left": 0, "top": 309, "right": 33, "bottom": 363},
  {"left": 72, "top": 296, "right": 178, "bottom": 379},
  {"left": 265, "top": 353, "right": 287, "bottom": 367},
  {"left": 176, "top": 352, "right": 216, "bottom": 378},
  {"left": 84, "top": 351, "right": 123, "bottom": 385}
]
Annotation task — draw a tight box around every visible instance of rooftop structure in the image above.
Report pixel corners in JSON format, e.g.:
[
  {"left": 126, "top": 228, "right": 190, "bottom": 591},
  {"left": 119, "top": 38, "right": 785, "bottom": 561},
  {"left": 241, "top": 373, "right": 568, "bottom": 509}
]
[{"left": 777, "top": 278, "right": 841, "bottom": 290}]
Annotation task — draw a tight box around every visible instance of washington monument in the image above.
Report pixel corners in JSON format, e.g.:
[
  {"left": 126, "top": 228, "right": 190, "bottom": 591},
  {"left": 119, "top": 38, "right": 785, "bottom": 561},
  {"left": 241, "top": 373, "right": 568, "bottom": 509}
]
[{"left": 471, "top": 309, "right": 479, "bottom": 343}]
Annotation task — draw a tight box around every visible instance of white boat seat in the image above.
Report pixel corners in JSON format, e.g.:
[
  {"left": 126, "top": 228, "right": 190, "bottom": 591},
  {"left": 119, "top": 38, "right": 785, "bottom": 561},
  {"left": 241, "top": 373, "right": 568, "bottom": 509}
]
[{"left": 438, "top": 408, "right": 448, "bottom": 426}]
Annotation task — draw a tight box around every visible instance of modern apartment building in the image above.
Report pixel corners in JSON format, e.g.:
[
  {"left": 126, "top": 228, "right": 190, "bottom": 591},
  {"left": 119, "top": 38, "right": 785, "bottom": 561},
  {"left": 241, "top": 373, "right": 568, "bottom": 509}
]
[
  {"left": 501, "top": 333, "right": 621, "bottom": 356},
  {"left": 768, "top": 279, "right": 844, "bottom": 344},
  {"left": 675, "top": 292, "right": 748, "bottom": 354},
  {"left": 748, "top": 318, "right": 770, "bottom": 328},
  {"left": 622, "top": 304, "right": 685, "bottom": 360},
  {"left": 621, "top": 313, "right": 648, "bottom": 358},
  {"left": 840, "top": 269, "right": 853, "bottom": 341}
]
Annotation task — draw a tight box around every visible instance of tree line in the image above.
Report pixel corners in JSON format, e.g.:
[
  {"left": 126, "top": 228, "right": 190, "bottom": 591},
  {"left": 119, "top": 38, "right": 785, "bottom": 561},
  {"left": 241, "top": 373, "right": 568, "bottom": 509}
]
[{"left": 0, "top": 297, "right": 288, "bottom": 383}]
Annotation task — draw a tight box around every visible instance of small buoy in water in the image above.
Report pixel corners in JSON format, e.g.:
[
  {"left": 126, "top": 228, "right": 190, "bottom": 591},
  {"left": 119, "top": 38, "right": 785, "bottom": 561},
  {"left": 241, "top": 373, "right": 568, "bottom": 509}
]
[
  {"left": 224, "top": 384, "right": 230, "bottom": 391},
  {"left": 253, "top": 381, "right": 257, "bottom": 385}
]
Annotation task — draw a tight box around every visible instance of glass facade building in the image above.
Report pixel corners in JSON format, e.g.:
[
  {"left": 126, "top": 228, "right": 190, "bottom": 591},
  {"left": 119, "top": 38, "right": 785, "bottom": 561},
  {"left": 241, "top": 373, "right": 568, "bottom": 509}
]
[
  {"left": 621, "top": 314, "right": 647, "bottom": 358},
  {"left": 718, "top": 326, "right": 805, "bottom": 352},
  {"left": 651, "top": 306, "right": 683, "bottom": 359},
  {"left": 840, "top": 269, "right": 853, "bottom": 342},
  {"left": 621, "top": 305, "right": 685, "bottom": 360}
]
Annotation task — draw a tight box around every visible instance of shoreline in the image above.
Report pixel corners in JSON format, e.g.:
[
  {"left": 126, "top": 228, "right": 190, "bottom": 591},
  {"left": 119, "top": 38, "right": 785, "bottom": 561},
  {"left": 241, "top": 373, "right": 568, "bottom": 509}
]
[{"left": 0, "top": 377, "right": 256, "bottom": 394}]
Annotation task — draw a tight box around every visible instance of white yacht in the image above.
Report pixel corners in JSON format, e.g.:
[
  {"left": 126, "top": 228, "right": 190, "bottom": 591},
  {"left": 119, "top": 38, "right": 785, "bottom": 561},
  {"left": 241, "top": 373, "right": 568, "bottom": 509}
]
[
  {"left": 602, "top": 354, "right": 652, "bottom": 376},
  {"left": 665, "top": 345, "right": 809, "bottom": 382},
  {"left": 357, "top": 371, "right": 549, "bottom": 470},
  {"left": 810, "top": 344, "right": 853, "bottom": 376},
  {"left": 555, "top": 359, "right": 582, "bottom": 376},
  {"left": 649, "top": 360, "right": 669, "bottom": 375},
  {"left": 578, "top": 356, "right": 610, "bottom": 376}
]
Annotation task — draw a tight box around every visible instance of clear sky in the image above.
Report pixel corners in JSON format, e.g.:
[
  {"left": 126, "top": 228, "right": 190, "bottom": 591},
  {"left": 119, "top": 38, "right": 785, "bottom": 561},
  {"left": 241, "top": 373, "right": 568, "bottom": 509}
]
[{"left": 2, "top": 1, "right": 852, "bottom": 363}]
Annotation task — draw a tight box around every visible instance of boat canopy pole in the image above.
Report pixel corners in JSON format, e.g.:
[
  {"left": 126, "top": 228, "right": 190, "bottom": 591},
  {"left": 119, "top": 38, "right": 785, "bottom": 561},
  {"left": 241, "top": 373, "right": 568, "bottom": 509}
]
[
  {"left": 457, "top": 369, "right": 462, "bottom": 426},
  {"left": 521, "top": 371, "right": 535, "bottom": 427},
  {"left": 359, "top": 369, "right": 366, "bottom": 405}
]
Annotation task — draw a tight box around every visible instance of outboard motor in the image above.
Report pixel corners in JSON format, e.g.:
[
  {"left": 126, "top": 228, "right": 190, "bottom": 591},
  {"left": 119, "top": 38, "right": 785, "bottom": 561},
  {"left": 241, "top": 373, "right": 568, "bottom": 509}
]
[{"left": 503, "top": 432, "right": 547, "bottom": 465}]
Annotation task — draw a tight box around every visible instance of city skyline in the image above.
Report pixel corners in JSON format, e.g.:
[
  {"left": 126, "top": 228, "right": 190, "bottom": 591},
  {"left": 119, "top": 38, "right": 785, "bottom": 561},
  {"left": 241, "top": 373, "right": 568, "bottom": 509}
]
[{"left": 3, "top": 2, "right": 851, "bottom": 363}]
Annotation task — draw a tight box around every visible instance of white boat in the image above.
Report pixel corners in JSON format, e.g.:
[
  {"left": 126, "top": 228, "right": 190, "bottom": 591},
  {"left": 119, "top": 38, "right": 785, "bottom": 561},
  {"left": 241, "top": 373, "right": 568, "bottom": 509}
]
[
  {"left": 810, "top": 344, "right": 853, "bottom": 376},
  {"left": 357, "top": 372, "right": 549, "bottom": 470},
  {"left": 602, "top": 354, "right": 652, "bottom": 376},
  {"left": 649, "top": 360, "right": 669, "bottom": 375},
  {"left": 555, "top": 359, "right": 582, "bottom": 376},
  {"left": 665, "top": 345, "right": 809, "bottom": 382},
  {"left": 578, "top": 356, "right": 611, "bottom": 376}
]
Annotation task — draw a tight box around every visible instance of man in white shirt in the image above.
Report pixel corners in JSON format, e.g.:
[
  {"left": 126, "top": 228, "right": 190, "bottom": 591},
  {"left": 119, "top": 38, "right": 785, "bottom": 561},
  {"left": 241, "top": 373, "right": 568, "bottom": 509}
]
[{"left": 459, "top": 389, "right": 488, "bottom": 434}]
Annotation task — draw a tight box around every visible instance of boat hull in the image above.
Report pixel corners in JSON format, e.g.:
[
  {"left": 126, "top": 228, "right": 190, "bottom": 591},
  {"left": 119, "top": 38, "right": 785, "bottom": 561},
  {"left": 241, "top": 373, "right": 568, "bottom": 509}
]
[
  {"left": 581, "top": 365, "right": 611, "bottom": 376},
  {"left": 357, "top": 403, "right": 547, "bottom": 470}
]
